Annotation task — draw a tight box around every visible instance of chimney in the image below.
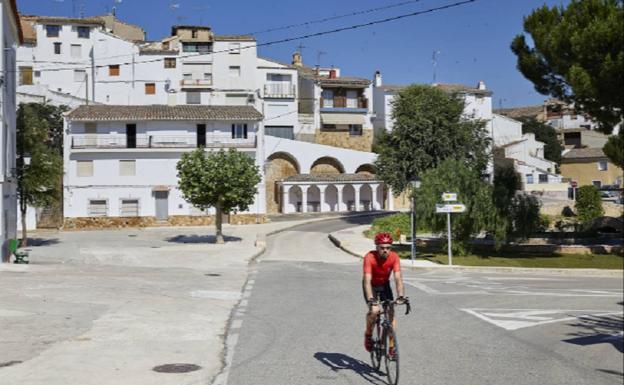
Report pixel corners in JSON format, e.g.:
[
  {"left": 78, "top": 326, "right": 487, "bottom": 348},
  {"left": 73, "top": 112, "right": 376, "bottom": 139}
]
[
  {"left": 477, "top": 80, "right": 486, "bottom": 90},
  {"left": 292, "top": 52, "right": 302, "bottom": 67},
  {"left": 374, "top": 70, "right": 382, "bottom": 87},
  {"left": 167, "top": 92, "right": 177, "bottom": 106},
  {"left": 329, "top": 69, "right": 337, "bottom": 79}
]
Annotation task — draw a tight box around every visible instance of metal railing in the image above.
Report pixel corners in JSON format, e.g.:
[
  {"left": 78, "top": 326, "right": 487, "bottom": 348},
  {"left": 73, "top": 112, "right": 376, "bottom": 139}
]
[
  {"left": 264, "top": 83, "right": 296, "bottom": 98},
  {"left": 180, "top": 78, "right": 213, "bottom": 87},
  {"left": 320, "top": 96, "right": 368, "bottom": 109},
  {"left": 71, "top": 134, "right": 256, "bottom": 149}
]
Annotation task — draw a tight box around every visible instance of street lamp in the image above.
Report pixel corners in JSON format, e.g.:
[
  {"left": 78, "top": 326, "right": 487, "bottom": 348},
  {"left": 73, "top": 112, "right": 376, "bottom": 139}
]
[{"left": 410, "top": 179, "right": 421, "bottom": 265}]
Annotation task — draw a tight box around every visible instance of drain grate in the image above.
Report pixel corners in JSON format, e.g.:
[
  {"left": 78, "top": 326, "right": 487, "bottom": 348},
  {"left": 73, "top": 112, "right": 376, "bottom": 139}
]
[
  {"left": 152, "top": 363, "right": 202, "bottom": 373},
  {"left": 0, "top": 361, "right": 22, "bottom": 368},
  {"left": 204, "top": 273, "right": 221, "bottom": 277}
]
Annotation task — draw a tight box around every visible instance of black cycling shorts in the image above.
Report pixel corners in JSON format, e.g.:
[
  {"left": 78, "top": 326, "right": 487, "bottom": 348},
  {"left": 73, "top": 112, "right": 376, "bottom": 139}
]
[{"left": 363, "top": 282, "right": 394, "bottom": 304}]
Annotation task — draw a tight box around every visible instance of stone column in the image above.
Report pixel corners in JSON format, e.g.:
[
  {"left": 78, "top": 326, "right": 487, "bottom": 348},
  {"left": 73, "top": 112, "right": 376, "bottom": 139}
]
[
  {"left": 388, "top": 186, "right": 394, "bottom": 211},
  {"left": 318, "top": 184, "right": 328, "bottom": 213},
  {"left": 353, "top": 184, "right": 362, "bottom": 212},
  {"left": 336, "top": 184, "right": 344, "bottom": 212},
  {"left": 281, "top": 185, "right": 291, "bottom": 213},
  {"left": 300, "top": 185, "right": 309, "bottom": 213},
  {"left": 370, "top": 184, "right": 379, "bottom": 211}
]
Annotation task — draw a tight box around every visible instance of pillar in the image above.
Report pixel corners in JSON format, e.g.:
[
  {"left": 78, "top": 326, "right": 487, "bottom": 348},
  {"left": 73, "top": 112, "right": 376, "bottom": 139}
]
[
  {"left": 281, "top": 185, "right": 291, "bottom": 213},
  {"left": 388, "top": 186, "right": 394, "bottom": 211},
  {"left": 353, "top": 184, "right": 362, "bottom": 212},
  {"left": 336, "top": 184, "right": 344, "bottom": 212},
  {"left": 370, "top": 184, "right": 379, "bottom": 211},
  {"left": 318, "top": 184, "right": 328, "bottom": 213},
  {"left": 301, "top": 185, "right": 309, "bottom": 213}
]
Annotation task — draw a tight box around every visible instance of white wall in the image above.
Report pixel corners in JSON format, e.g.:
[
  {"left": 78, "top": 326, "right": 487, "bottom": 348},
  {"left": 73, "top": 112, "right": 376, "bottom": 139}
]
[{"left": 256, "top": 58, "right": 299, "bottom": 132}]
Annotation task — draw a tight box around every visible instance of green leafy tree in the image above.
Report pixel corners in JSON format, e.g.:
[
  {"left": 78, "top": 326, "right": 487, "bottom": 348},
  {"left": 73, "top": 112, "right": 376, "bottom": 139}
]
[
  {"left": 17, "top": 104, "right": 64, "bottom": 246},
  {"left": 511, "top": 194, "right": 542, "bottom": 240},
  {"left": 518, "top": 117, "right": 563, "bottom": 164},
  {"left": 511, "top": 0, "right": 624, "bottom": 134},
  {"left": 492, "top": 162, "right": 521, "bottom": 217},
  {"left": 375, "top": 84, "right": 491, "bottom": 194},
  {"left": 603, "top": 131, "right": 624, "bottom": 169},
  {"left": 415, "top": 159, "right": 506, "bottom": 254},
  {"left": 176, "top": 148, "right": 261, "bottom": 244},
  {"left": 575, "top": 185, "right": 604, "bottom": 222}
]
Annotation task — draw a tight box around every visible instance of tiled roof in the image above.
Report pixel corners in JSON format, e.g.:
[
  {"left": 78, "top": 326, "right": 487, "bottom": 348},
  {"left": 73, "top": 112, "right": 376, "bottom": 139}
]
[
  {"left": 316, "top": 77, "right": 371, "bottom": 87},
  {"left": 20, "top": 16, "right": 36, "bottom": 44},
  {"left": 377, "top": 85, "right": 406, "bottom": 92},
  {"left": 214, "top": 35, "right": 256, "bottom": 41},
  {"left": 433, "top": 83, "right": 493, "bottom": 96},
  {"left": 23, "top": 15, "right": 105, "bottom": 26},
  {"left": 283, "top": 173, "right": 379, "bottom": 183},
  {"left": 67, "top": 105, "right": 263, "bottom": 121},
  {"left": 561, "top": 147, "right": 606, "bottom": 161},
  {"left": 494, "top": 105, "right": 544, "bottom": 119}
]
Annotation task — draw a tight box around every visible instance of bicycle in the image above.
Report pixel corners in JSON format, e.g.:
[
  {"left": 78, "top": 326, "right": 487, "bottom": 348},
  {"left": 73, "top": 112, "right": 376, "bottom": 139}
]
[{"left": 369, "top": 298, "right": 411, "bottom": 385}]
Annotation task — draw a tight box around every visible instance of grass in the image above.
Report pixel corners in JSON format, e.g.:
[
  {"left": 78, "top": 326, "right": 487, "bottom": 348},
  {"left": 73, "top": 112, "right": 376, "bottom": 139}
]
[{"left": 393, "top": 245, "right": 624, "bottom": 269}]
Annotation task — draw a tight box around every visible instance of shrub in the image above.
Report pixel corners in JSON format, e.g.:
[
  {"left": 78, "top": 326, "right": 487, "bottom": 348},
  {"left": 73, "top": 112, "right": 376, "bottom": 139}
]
[
  {"left": 511, "top": 194, "right": 542, "bottom": 240},
  {"left": 575, "top": 186, "right": 604, "bottom": 222},
  {"left": 369, "top": 213, "right": 411, "bottom": 239}
]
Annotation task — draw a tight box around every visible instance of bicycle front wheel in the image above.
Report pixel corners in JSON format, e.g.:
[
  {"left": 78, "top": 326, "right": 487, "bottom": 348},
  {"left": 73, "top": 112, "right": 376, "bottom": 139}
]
[
  {"left": 384, "top": 326, "right": 399, "bottom": 385},
  {"left": 370, "top": 321, "right": 383, "bottom": 371}
]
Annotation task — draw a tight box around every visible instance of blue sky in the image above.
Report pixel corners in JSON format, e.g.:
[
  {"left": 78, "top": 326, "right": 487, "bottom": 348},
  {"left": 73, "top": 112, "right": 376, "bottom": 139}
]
[{"left": 18, "top": 0, "right": 569, "bottom": 108}]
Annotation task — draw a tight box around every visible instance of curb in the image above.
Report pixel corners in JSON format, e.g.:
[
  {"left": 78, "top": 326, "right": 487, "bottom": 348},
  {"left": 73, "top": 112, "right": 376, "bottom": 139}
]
[{"left": 329, "top": 232, "right": 624, "bottom": 278}]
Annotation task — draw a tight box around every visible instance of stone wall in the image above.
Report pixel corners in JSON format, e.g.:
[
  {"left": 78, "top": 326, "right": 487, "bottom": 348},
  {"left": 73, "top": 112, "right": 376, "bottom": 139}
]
[
  {"left": 315, "top": 129, "right": 373, "bottom": 152},
  {"left": 392, "top": 190, "right": 411, "bottom": 210},
  {"left": 541, "top": 201, "right": 623, "bottom": 218},
  {"left": 63, "top": 214, "right": 267, "bottom": 230},
  {"left": 310, "top": 162, "right": 342, "bottom": 174},
  {"left": 265, "top": 156, "right": 299, "bottom": 214}
]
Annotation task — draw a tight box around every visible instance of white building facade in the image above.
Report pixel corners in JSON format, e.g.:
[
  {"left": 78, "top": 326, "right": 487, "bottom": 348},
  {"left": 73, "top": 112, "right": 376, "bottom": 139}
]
[{"left": 1, "top": 0, "right": 21, "bottom": 261}]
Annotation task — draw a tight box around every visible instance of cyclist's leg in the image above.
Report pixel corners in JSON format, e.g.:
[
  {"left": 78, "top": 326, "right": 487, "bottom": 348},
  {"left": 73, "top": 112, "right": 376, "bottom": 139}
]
[
  {"left": 383, "top": 283, "right": 397, "bottom": 351},
  {"left": 365, "top": 286, "right": 382, "bottom": 335}
]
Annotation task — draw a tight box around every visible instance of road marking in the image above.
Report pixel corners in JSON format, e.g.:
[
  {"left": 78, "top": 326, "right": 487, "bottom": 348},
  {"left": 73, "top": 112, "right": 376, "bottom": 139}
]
[{"left": 461, "top": 308, "right": 623, "bottom": 331}]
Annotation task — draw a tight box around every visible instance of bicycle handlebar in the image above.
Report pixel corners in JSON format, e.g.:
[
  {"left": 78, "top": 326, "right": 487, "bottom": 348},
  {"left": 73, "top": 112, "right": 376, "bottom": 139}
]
[{"left": 370, "top": 299, "right": 411, "bottom": 315}]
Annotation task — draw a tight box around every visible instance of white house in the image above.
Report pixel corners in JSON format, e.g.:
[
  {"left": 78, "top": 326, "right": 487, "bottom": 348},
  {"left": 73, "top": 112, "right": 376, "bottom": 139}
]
[
  {"left": 1, "top": 0, "right": 21, "bottom": 261},
  {"left": 63, "top": 105, "right": 266, "bottom": 226}
]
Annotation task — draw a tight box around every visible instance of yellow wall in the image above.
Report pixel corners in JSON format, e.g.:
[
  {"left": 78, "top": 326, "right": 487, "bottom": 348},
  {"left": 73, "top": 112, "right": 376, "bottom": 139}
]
[{"left": 561, "top": 160, "right": 623, "bottom": 187}]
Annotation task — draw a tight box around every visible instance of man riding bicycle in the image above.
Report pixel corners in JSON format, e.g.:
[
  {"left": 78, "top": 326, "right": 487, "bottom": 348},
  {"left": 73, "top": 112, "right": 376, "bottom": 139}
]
[{"left": 363, "top": 232, "right": 408, "bottom": 358}]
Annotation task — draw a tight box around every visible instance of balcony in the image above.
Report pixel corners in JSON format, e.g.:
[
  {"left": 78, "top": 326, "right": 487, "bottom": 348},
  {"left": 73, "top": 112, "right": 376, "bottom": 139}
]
[
  {"left": 320, "top": 96, "right": 368, "bottom": 111},
  {"left": 264, "top": 83, "right": 296, "bottom": 98},
  {"left": 180, "top": 78, "right": 213, "bottom": 88},
  {"left": 71, "top": 134, "right": 256, "bottom": 150}
]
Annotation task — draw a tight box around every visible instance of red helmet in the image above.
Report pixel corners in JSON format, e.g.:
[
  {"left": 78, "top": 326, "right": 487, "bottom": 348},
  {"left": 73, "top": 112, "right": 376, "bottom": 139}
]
[{"left": 374, "top": 232, "right": 394, "bottom": 245}]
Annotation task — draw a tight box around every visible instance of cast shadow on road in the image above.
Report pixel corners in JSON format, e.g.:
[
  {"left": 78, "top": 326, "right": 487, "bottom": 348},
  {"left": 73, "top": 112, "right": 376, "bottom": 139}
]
[
  {"left": 21, "top": 238, "right": 60, "bottom": 247},
  {"left": 314, "top": 352, "right": 387, "bottom": 385},
  {"left": 165, "top": 234, "right": 242, "bottom": 244},
  {"left": 562, "top": 303, "right": 623, "bottom": 354}
]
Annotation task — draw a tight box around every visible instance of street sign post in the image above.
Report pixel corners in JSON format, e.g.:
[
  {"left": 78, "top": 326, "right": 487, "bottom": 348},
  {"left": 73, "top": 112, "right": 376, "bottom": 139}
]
[{"left": 435, "top": 194, "right": 464, "bottom": 266}]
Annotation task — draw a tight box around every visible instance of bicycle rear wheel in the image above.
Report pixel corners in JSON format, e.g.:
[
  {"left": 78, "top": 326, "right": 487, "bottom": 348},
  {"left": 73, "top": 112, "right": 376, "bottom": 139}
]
[
  {"left": 370, "top": 321, "right": 383, "bottom": 370},
  {"left": 384, "top": 326, "right": 399, "bottom": 385}
]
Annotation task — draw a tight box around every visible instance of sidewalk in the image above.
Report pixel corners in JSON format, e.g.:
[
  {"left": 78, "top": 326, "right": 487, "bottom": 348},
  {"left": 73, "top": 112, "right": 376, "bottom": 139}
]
[
  {"left": 0, "top": 214, "right": 377, "bottom": 385},
  {"left": 328, "top": 225, "right": 623, "bottom": 277}
]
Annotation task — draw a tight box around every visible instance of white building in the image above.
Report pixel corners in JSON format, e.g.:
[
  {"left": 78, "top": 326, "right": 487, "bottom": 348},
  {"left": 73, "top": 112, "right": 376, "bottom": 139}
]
[
  {"left": 1, "top": 0, "right": 21, "bottom": 261},
  {"left": 63, "top": 105, "right": 266, "bottom": 225}
]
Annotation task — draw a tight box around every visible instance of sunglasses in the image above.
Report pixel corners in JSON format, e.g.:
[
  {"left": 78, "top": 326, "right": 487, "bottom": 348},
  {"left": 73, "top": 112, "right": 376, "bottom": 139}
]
[{"left": 378, "top": 246, "right": 392, "bottom": 250}]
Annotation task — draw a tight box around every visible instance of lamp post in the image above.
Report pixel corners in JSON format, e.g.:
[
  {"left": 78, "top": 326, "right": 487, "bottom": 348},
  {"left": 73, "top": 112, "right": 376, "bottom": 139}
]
[{"left": 410, "top": 179, "right": 421, "bottom": 265}]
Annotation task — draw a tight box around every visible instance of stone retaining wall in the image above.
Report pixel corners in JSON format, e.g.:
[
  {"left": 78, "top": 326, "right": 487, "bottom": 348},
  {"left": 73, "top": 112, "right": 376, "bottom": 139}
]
[{"left": 63, "top": 214, "right": 267, "bottom": 230}]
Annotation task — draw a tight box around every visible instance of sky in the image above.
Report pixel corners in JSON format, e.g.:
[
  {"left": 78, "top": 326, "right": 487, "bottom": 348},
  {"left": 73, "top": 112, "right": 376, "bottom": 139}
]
[{"left": 17, "top": 0, "right": 570, "bottom": 108}]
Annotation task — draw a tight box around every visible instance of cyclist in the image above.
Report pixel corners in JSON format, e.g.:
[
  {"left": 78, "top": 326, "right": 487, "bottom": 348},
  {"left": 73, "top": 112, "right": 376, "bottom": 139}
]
[{"left": 363, "top": 232, "right": 408, "bottom": 358}]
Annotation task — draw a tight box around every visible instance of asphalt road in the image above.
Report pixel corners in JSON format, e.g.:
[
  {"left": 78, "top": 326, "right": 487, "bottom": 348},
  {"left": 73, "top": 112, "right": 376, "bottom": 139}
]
[{"left": 221, "top": 217, "right": 623, "bottom": 385}]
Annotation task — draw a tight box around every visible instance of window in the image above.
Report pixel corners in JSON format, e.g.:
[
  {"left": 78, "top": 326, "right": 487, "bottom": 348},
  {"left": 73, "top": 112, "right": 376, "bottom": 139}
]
[
  {"left": 70, "top": 44, "right": 81, "bottom": 58},
  {"left": 229, "top": 42, "right": 240, "bottom": 54},
  {"left": 120, "top": 199, "right": 139, "bottom": 217},
  {"left": 77, "top": 160, "right": 93, "bottom": 177},
  {"left": 197, "top": 124, "right": 206, "bottom": 147},
  {"left": 191, "top": 29, "right": 198, "bottom": 38},
  {"left": 322, "top": 124, "right": 337, "bottom": 130},
  {"left": 182, "top": 43, "right": 212, "bottom": 53},
  {"left": 538, "top": 174, "right": 548, "bottom": 184},
  {"left": 88, "top": 200, "right": 107, "bottom": 217},
  {"left": 34, "top": 71, "right": 41, "bottom": 78},
  {"left": 77, "top": 26, "right": 90, "bottom": 38},
  {"left": 525, "top": 174, "right": 534, "bottom": 184},
  {"left": 592, "top": 180, "right": 602, "bottom": 188},
  {"left": 164, "top": 57, "right": 176, "bottom": 68},
  {"left": 46, "top": 25, "right": 61, "bottom": 37},
  {"left": 346, "top": 90, "right": 358, "bottom": 108},
  {"left": 73, "top": 69, "right": 86, "bottom": 82},
  {"left": 19, "top": 66, "right": 33, "bottom": 85},
  {"left": 126, "top": 124, "right": 136, "bottom": 149},
  {"left": 119, "top": 160, "right": 136, "bottom": 176},
  {"left": 349, "top": 124, "right": 363, "bottom": 136},
  {"left": 231, "top": 123, "right": 248, "bottom": 139},
  {"left": 109, "top": 65, "right": 120, "bottom": 76},
  {"left": 145, "top": 83, "right": 156, "bottom": 95},
  {"left": 229, "top": 66, "right": 241, "bottom": 77},
  {"left": 265, "top": 126, "right": 294, "bottom": 140},
  {"left": 183, "top": 73, "right": 192, "bottom": 81},
  {"left": 186, "top": 91, "right": 201, "bottom": 104},
  {"left": 321, "top": 90, "right": 334, "bottom": 108},
  {"left": 598, "top": 161, "right": 608, "bottom": 171},
  {"left": 53, "top": 42, "right": 61, "bottom": 54}
]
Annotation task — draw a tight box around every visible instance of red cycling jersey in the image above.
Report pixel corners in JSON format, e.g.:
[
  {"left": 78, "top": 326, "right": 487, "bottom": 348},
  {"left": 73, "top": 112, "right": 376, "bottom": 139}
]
[{"left": 363, "top": 250, "right": 401, "bottom": 286}]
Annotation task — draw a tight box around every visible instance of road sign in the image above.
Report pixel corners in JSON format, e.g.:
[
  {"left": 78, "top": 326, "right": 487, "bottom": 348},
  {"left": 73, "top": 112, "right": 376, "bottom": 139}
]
[
  {"left": 435, "top": 204, "right": 466, "bottom": 213},
  {"left": 442, "top": 192, "right": 457, "bottom": 201},
  {"left": 570, "top": 181, "right": 578, "bottom": 188}
]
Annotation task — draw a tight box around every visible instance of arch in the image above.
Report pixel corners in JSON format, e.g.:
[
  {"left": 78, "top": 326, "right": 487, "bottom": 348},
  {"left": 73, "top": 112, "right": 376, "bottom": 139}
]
[
  {"left": 310, "top": 156, "right": 345, "bottom": 174},
  {"left": 266, "top": 152, "right": 301, "bottom": 214},
  {"left": 355, "top": 163, "right": 376, "bottom": 175}
]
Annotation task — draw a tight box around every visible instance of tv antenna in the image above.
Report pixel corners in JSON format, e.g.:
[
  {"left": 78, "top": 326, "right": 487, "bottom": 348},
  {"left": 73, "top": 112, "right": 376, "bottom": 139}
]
[{"left": 316, "top": 50, "right": 326, "bottom": 67}]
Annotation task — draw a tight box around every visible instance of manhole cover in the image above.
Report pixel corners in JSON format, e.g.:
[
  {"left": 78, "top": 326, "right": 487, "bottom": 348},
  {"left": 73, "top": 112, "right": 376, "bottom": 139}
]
[
  {"left": 0, "top": 361, "right": 22, "bottom": 368},
  {"left": 152, "top": 363, "right": 202, "bottom": 373},
  {"left": 205, "top": 273, "right": 221, "bottom": 277}
]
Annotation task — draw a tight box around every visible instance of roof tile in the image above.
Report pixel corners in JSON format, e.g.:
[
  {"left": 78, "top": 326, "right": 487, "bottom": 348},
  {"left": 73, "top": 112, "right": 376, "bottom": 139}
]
[{"left": 67, "top": 105, "right": 263, "bottom": 121}]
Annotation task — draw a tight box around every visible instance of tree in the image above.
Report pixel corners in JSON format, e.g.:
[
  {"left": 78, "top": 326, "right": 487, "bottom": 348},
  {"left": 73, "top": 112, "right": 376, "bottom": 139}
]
[
  {"left": 518, "top": 117, "right": 563, "bottom": 164},
  {"left": 375, "top": 84, "right": 491, "bottom": 194},
  {"left": 176, "top": 148, "right": 261, "bottom": 244},
  {"left": 511, "top": 194, "right": 542, "bottom": 240},
  {"left": 492, "top": 162, "right": 521, "bottom": 236},
  {"left": 415, "top": 159, "right": 506, "bottom": 255},
  {"left": 16, "top": 104, "right": 64, "bottom": 246},
  {"left": 511, "top": 0, "right": 624, "bottom": 134},
  {"left": 603, "top": 131, "right": 624, "bottom": 169},
  {"left": 20, "top": 103, "right": 68, "bottom": 155},
  {"left": 575, "top": 185, "right": 604, "bottom": 222}
]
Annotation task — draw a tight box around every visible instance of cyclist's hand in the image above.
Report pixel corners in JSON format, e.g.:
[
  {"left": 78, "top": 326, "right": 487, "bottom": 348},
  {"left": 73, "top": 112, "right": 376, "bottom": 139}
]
[
  {"left": 367, "top": 298, "right": 378, "bottom": 310},
  {"left": 397, "top": 296, "right": 411, "bottom": 315}
]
